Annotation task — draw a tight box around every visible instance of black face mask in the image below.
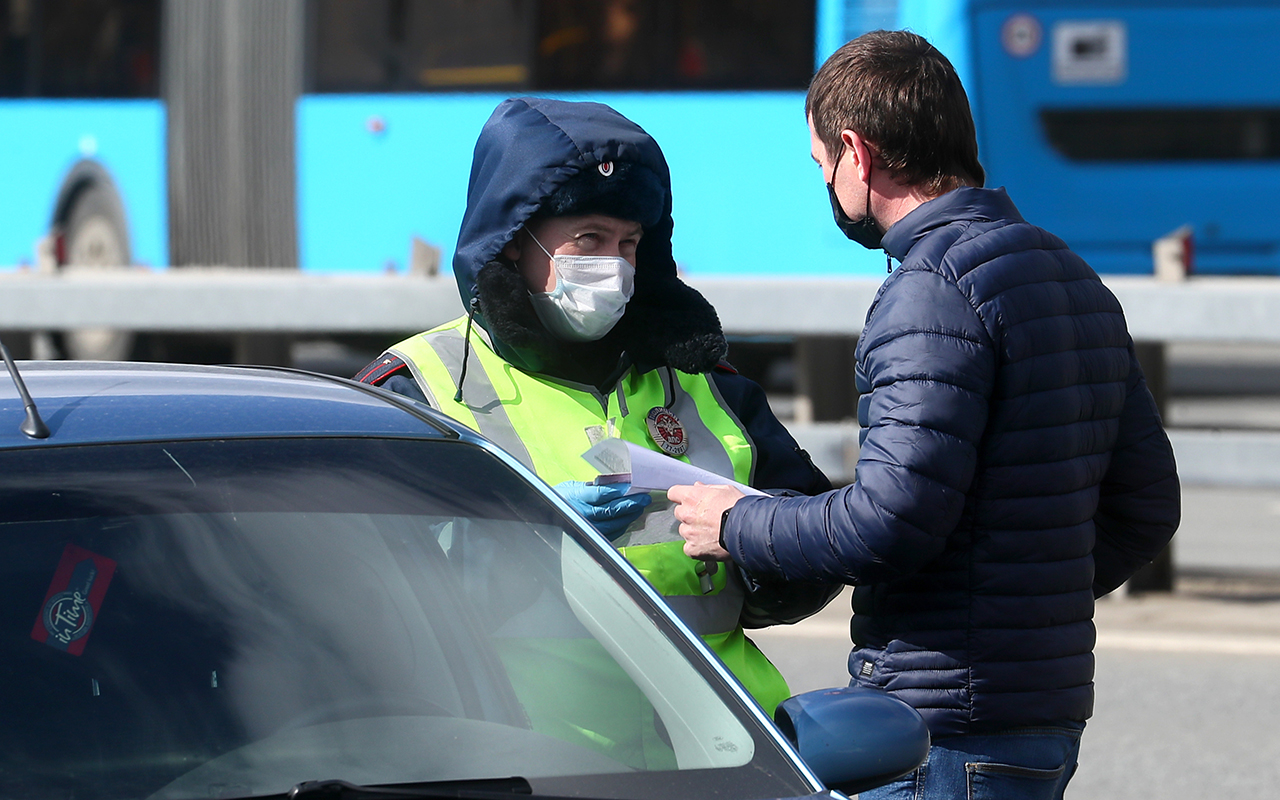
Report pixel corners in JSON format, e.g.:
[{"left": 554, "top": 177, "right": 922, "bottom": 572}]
[{"left": 827, "top": 150, "right": 884, "bottom": 251}]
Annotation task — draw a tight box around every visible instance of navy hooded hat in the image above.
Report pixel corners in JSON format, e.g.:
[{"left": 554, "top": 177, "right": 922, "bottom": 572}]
[{"left": 453, "top": 97, "right": 726, "bottom": 377}]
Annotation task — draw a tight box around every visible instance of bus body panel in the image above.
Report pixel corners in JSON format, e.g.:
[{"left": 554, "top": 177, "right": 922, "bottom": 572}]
[
  {"left": 968, "top": 0, "right": 1280, "bottom": 273},
  {"left": 0, "top": 100, "right": 166, "bottom": 270},
  {"left": 297, "top": 92, "right": 891, "bottom": 277}
]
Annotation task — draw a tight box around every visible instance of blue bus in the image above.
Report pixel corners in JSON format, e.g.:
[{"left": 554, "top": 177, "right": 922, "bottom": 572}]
[
  {"left": 2, "top": 0, "right": 1276, "bottom": 326},
  {"left": 915, "top": 0, "right": 1280, "bottom": 276},
  {"left": 0, "top": 0, "right": 889, "bottom": 294}
]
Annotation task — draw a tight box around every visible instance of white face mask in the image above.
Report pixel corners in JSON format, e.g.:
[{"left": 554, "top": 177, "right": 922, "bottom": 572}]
[{"left": 526, "top": 232, "right": 636, "bottom": 341}]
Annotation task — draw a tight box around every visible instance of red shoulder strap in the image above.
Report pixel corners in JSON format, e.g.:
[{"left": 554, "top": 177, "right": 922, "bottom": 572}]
[{"left": 354, "top": 354, "right": 409, "bottom": 385}]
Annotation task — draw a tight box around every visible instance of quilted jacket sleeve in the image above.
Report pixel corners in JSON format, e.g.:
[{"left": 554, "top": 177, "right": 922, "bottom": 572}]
[
  {"left": 724, "top": 269, "right": 997, "bottom": 584},
  {"left": 1090, "top": 344, "right": 1181, "bottom": 596},
  {"left": 709, "top": 366, "right": 843, "bottom": 625}
]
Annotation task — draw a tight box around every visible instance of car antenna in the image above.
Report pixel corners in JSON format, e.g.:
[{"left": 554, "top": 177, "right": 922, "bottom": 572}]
[{"left": 0, "top": 338, "right": 50, "bottom": 439}]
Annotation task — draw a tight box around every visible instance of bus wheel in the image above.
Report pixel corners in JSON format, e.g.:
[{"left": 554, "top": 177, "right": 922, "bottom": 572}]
[{"left": 59, "top": 183, "right": 137, "bottom": 361}]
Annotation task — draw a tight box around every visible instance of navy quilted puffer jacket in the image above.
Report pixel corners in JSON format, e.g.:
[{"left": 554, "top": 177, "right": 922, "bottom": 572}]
[{"left": 725, "top": 187, "right": 1179, "bottom": 737}]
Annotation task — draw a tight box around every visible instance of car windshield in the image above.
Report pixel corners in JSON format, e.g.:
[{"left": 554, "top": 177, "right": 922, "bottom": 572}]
[{"left": 0, "top": 437, "right": 813, "bottom": 800}]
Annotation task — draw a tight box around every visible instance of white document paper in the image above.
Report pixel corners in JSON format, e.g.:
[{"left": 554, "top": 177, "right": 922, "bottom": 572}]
[{"left": 582, "top": 439, "right": 765, "bottom": 497}]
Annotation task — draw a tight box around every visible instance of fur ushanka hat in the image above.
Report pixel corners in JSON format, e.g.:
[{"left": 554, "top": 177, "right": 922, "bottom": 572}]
[
  {"left": 537, "top": 160, "right": 666, "bottom": 230},
  {"left": 455, "top": 98, "right": 727, "bottom": 381}
]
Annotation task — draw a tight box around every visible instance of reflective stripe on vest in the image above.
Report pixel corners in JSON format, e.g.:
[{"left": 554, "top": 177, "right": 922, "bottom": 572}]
[
  {"left": 391, "top": 320, "right": 752, "bottom": 636},
  {"left": 394, "top": 319, "right": 792, "bottom": 712},
  {"left": 389, "top": 330, "right": 535, "bottom": 469},
  {"left": 623, "top": 540, "right": 744, "bottom": 636}
]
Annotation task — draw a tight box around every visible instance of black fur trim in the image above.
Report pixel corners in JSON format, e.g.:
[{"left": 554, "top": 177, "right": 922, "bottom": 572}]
[
  {"left": 540, "top": 161, "right": 665, "bottom": 229},
  {"left": 613, "top": 277, "right": 727, "bottom": 373},
  {"left": 623, "top": 210, "right": 727, "bottom": 372},
  {"left": 474, "top": 259, "right": 550, "bottom": 352}
]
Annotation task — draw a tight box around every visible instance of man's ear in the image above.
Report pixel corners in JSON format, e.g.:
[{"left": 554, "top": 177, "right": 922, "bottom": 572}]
[{"left": 841, "top": 129, "right": 875, "bottom": 184}]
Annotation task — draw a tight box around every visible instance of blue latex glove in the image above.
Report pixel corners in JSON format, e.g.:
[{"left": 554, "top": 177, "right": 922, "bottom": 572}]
[{"left": 555, "top": 481, "right": 653, "bottom": 539}]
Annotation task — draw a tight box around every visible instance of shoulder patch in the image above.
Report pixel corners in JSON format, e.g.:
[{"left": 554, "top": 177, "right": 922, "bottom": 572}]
[
  {"left": 713, "top": 359, "right": 739, "bottom": 375},
  {"left": 355, "top": 354, "right": 409, "bottom": 385}
]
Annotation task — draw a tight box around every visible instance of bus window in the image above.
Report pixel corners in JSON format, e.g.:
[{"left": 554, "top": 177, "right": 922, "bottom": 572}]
[
  {"left": 0, "top": 0, "right": 159, "bottom": 98},
  {"left": 534, "top": 0, "right": 815, "bottom": 90},
  {"left": 309, "top": 0, "right": 815, "bottom": 93},
  {"left": 1042, "top": 108, "right": 1280, "bottom": 162},
  {"left": 310, "top": 0, "right": 530, "bottom": 92}
]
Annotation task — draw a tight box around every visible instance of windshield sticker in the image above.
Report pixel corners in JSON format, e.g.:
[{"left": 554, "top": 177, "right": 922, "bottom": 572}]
[{"left": 31, "top": 545, "right": 117, "bottom": 656}]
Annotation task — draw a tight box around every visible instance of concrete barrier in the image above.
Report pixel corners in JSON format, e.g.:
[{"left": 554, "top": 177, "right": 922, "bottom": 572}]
[
  {"left": 4, "top": 272, "right": 1280, "bottom": 342},
  {"left": 2, "top": 270, "right": 1276, "bottom": 490},
  {"left": 787, "top": 423, "right": 1280, "bottom": 489}
]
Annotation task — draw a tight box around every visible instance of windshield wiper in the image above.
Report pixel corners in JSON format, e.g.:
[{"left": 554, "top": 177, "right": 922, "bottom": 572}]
[{"left": 281, "top": 776, "right": 536, "bottom": 800}]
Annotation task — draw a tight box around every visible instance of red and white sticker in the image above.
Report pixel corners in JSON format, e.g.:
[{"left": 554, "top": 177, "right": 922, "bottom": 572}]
[
  {"left": 1002, "top": 13, "right": 1042, "bottom": 58},
  {"left": 31, "top": 545, "right": 117, "bottom": 656}
]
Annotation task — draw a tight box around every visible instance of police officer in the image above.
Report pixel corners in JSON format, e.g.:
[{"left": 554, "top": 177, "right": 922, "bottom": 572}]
[{"left": 357, "top": 98, "right": 834, "bottom": 762}]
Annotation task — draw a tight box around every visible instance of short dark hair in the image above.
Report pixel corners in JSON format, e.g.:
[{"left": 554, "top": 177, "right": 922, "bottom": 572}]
[{"left": 806, "top": 30, "right": 984, "bottom": 195}]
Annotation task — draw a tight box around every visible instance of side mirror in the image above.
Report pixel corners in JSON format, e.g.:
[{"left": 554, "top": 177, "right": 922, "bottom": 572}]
[{"left": 775, "top": 686, "right": 930, "bottom": 795}]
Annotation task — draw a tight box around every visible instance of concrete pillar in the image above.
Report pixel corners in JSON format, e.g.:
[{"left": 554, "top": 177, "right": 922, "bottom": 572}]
[
  {"left": 164, "top": 0, "right": 302, "bottom": 269},
  {"left": 1133, "top": 341, "right": 1169, "bottom": 418},
  {"left": 0, "top": 333, "right": 33, "bottom": 361},
  {"left": 1127, "top": 341, "right": 1175, "bottom": 594},
  {"left": 234, "top": 334, "right": 293, "bottom": 368},
  {"left": 163, "top": 0, "right": 302, "bottom": 364},
  {"left": 794, "top": 335, "right": 859, "bottom": 423}
]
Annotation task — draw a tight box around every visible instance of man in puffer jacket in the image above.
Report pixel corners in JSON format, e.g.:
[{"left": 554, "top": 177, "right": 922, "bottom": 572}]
[
  {"left": 356, "top": 97, "right": 837, "bottom": 767},
  {"left": 672, "top": 31, "right": 1179, "bottom": 799}
]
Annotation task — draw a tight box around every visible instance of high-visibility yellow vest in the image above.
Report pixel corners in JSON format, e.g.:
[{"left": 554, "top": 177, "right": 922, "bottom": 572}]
[{"left": 389, "top": 318, "right": 790, "bottom": 713}]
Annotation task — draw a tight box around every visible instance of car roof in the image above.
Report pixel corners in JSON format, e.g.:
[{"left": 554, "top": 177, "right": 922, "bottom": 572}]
[{"left": 0, "top": 360, "right": 466, "bottom": 449}]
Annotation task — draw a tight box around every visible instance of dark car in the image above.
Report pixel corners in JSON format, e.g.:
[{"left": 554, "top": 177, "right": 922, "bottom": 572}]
[{"left": 0, "top": 357, "right": 926, "bottom": 800}]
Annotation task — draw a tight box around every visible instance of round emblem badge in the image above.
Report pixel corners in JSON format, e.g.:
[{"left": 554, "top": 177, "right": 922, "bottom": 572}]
[
  {"left": 598, "top": 161, "right": 615, "bottom": 177},
  {"left": 42, "top": 590, "right": 93, "bottom": 645},
  {"left": 646, "top": 406, "right": 688, "bottom": 456}
]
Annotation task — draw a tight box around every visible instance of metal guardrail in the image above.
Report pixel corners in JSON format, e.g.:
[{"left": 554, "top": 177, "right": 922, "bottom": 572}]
[
  {"left": 2, "top": 268, "right": 1278, "bottom": 490},
  {"left": 0, "top": 268, "right": 463, "bottom": 333},
  {"left": 4, "top": 270, "right": 1280, "bottom": 341},
  {"left": 695, "top": 276, "right": 1280, "bottom": 343},
  {"left": 790, "top": 423, "right": 1280, "bottom": 489}
]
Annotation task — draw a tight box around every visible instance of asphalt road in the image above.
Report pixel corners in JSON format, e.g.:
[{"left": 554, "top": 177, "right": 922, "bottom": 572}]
[{"left": 752, "top": 568, "right": 1280, "bottom": 799}]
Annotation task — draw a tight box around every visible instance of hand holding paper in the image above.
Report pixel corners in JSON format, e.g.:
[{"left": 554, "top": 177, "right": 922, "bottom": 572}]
[
  {"left": 582, "top": 439, "right": 751, "bottom": 560},
  {"left": 668, "top": 482, "right": 742, "bottom": 561},
  {"left": 581, "top": 439, "right": 764, "bottom": 497}
]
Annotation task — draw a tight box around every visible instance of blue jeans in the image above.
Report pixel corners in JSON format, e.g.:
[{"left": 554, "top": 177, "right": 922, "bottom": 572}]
[{"left": 857, "top": 721, "right": 1085, "bottom": 800}]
